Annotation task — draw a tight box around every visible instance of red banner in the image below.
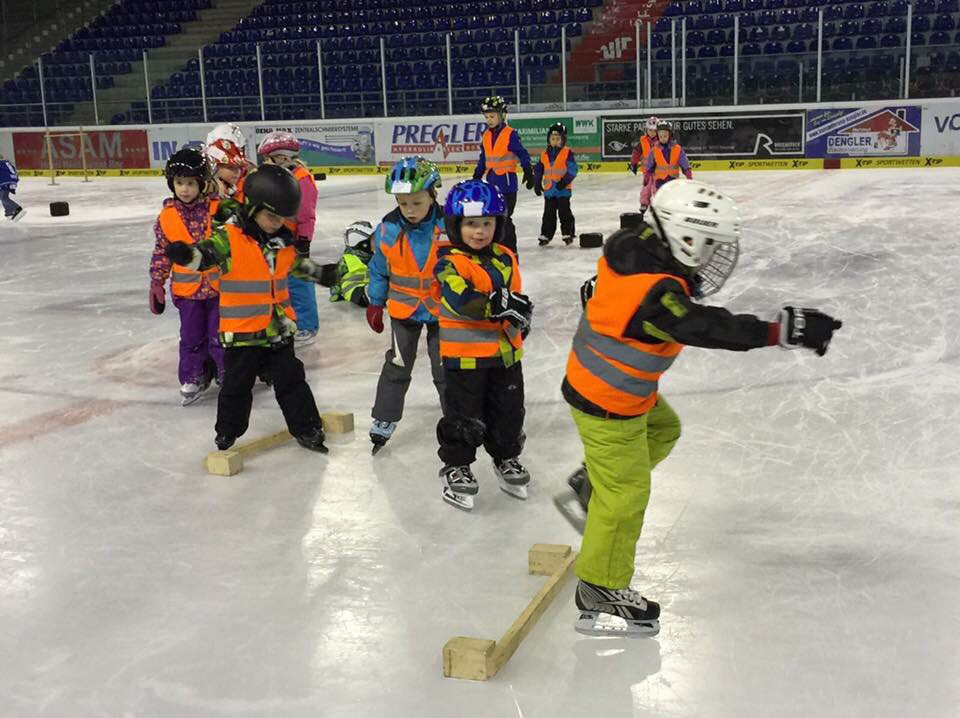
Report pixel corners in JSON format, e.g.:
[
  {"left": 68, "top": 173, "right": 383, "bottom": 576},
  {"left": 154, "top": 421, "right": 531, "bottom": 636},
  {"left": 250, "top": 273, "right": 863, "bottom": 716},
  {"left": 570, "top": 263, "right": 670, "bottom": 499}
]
[{"left": 12, "top": 130, "right": 150, "bottom": 169}]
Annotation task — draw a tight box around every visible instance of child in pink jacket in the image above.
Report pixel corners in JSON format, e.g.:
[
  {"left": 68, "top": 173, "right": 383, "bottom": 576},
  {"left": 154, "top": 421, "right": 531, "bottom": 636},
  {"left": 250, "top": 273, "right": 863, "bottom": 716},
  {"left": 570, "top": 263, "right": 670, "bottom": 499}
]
[{"left": 257, "top": 132, "right": 320, "bottom": 344}]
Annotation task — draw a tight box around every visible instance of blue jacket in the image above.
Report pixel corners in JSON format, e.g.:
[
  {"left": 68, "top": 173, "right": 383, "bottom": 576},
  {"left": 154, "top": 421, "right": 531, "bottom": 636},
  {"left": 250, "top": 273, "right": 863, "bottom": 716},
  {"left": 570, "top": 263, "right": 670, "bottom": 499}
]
[
  {"left": 367, "top": 203, "right": 446, "bottom": 323},
  {"left": 473, "top": 124, "right": 532, "bottom": 195},
  {"left": 533, "top": 146, "right": 578, "bottom": 199},
  {"left": 0, "top": 159, "right": 18, "bottom": 190}
]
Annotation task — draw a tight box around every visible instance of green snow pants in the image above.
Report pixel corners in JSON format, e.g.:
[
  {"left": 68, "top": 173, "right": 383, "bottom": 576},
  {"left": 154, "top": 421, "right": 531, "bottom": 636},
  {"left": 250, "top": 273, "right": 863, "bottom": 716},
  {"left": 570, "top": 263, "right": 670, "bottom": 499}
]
[{"left": 572, "top": 397, "right": 681, "bottom": 589}]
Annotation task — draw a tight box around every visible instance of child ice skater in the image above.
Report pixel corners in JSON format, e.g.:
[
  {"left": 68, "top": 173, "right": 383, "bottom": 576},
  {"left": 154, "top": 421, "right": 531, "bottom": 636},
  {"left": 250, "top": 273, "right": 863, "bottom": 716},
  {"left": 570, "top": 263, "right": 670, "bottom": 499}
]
[
  {"left": 328, "top": 220, "right": 375, "bottom": 307},
  {"left": 562, "top": 179, "right": 842, "bottom": 637},
  {"left": 0, "top": 153, "right": 23, "bottom": 221},
  {"left": 434, "top": 180, "right": 533, "bottom": 511},
  {"left": 164, "top": 164, "right": 339, "bottom": 452},
  {"left": 365, "top": 157, "right": 446, "bottom": 454},
  {"left": 257, "top": 131, "right": 320, "bottom": 345},
  {"left": 629, "top": 115, "right": 659, "bottom": 220},
  {"left": 473, "top": 95, "right": 533, "bottom": 254},
  {"left": 206, "top": 122, "right": 251, "bottom": 201},
  {"left": 532, "top": 122, "right": 578, "bottom": 246},
  {"left": 148, "top": 148, "right": 224, "bottom": 405},
  {"left": 642, "top": 120, "right": 692, "bottom": 195}
]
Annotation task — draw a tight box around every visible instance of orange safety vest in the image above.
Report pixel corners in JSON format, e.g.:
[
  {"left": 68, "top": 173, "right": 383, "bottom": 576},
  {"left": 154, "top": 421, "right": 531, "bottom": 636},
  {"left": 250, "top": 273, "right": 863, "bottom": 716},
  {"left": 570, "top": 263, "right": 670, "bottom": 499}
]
[
  {"left": 161, "top": 199, "right": 221, "bottom": 298},
  {"left": 640, "top": 134, "right": 654, "bottom": 161},
  {"left": 217, "top": 224, "right": 298, "bottom": 334},
  {"left": 482, "top": 126, "right": 518, "bottom": 176},
  {"left": 565, "top": 257, "right": 685, "bottom": 416},
  {"left": 436, "top": 242, "right": 523, "bottom": 361},
  {"left": 540, "top": 146, "right": 572, "bottom": 191},
  {"left": 652, "top": 143, "right": 683, "bottom": 181},
  {"left": 382, "top": 224, "right": 442, "bottom": 320}
]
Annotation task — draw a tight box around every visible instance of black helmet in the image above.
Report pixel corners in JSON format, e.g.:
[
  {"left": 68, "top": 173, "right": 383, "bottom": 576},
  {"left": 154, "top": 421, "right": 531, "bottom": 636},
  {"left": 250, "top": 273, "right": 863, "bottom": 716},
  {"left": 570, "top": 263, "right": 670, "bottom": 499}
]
[
  {"left": 164, "top": 147, "right": 211, "bottom": 193},
  {"left": 243, "top": 164, "right": 301, "bottom": 218},
  {"left": 547, "top": 122, "right": 567, "bottom": 147}
]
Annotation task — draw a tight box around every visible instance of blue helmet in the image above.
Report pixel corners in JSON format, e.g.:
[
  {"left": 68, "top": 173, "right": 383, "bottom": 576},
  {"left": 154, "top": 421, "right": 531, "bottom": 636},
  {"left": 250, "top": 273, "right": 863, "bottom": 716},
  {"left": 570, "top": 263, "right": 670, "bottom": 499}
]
[
  {"left": 385, "top": 156, "right": 441, "bottom": 194},
  {"left": 443, "top": 180, "right": 507, "bottom": 248}
]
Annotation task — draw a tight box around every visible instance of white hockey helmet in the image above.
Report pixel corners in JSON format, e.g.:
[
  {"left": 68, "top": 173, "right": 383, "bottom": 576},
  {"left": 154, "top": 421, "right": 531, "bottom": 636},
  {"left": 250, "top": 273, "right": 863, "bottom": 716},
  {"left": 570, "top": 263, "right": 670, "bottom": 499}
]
[
  {"left": 344, "top": 220, "right": 374, "bottom": 249},
  {"left": 206, "top": 122, "right": 246, "bottom": 150},
  {"left": 650, "top": 179, "right": 741, "bottom": 295}
]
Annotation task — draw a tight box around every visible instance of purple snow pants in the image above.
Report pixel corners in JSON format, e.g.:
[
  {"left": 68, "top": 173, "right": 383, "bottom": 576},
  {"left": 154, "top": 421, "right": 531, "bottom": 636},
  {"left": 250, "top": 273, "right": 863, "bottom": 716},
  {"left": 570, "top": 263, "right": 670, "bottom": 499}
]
[{"left": 173, "top": 296, "right": 225, "bottom": 385}]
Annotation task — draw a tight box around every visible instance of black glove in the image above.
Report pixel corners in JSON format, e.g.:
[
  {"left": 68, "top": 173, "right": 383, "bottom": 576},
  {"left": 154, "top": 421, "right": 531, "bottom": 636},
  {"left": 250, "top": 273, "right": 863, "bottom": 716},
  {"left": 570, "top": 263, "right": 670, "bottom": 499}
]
[
  {"left": 317, "top": 262, "right": 339, "bottom": 288},
  {"left": 628, "top": 163, "right": 637, "bottom": 175},
  {"left": 778, "top": 306, "right": 843, "bottom": 356},
  {"left": 472, "top": 168, "right": 484, "bottom": 181},
  {"left": 522, "top": 166, "right": 534, "bottom": 191},
  {"left": 350, "top": 287, "right": 370, "bottom": 307},
  {"left": 534, "top": 181, "right": 543, "bottom": 197},
  {"left": 294, "top": 238, "right": 311, "bottom": 257},
  {"left": 165, "top": 241, "right": 196, "bottom": 266},
  {"left": 556, "top": 177, "right": 570, "bottom": 190},
  {"left": 579, "top": 275, "right": 597, "bottom": 308},
  {"left": 489, "top": 287, "right": 533, "bottom": 331}
]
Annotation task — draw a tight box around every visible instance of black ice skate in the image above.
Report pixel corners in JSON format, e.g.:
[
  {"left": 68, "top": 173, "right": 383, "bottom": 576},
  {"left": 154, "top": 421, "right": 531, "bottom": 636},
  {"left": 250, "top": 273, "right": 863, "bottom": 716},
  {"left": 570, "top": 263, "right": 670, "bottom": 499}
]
[
  {"left": 538, "top": 235, "right": 553, "bottom": 246},
  {"left": 553, "top": 463, "right": 592, "bottom": 533},
  {"left": 440, "top": 464, "right": 478, "bottom": 511},
  {"left": 574, "top": 580, "right": 660, "bottom": 637},
  {"left": 369, "top": 419, "right": 397, "bottom": 456},
  {"left": 9, "top": 207, "right": 25, "bottom": 222},
  {"left": 561, "top": 235, "right": 575, "bottom": 245},
  {"left": 493, "top": 456, "right": 529, "bottom": 500},
  {"left": 215, "top": 434, "right": 236, "bottom": 450},
  {"left": 296, "top": 426, "right": 329, "bottom": 453}
]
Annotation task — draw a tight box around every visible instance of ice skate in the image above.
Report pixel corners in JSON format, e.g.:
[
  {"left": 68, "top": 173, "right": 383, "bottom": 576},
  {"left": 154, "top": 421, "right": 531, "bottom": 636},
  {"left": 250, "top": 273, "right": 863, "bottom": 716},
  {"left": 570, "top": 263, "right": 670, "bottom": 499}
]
[
  {"left": 440, "top": 465, "right": 477, "bottom": 511},
  {"left": 561, "top": 234, "right": 575, "bottom": 245},
  {"left": 180, "top": 379, "right": 209, "bottom": 406},
  {"left": 296, "top": 426, "right": 328, "bottom": 453},
  {"left": 8, "top": 207, "right": 24, "bottom": 222},
  {"left": 493, "top": 456, "right": 529, "bottom": 500},
  {"left": 215, "top": 433, "right": 236, "bottom": 450},
  {"left": 294, "top": 329, "right": 317, "bottom": 345},
  {"left": 369, "top": 419, "right": 397, "bottom": 455},
  {"left": 553, "top": 463, "right": 591, "bottom": 533},
  {"left": 537, "top": 235, "right": 552, "bottom": 246},
  {"left": 574, "top": 580, "right": 660, "bottom": 637}
]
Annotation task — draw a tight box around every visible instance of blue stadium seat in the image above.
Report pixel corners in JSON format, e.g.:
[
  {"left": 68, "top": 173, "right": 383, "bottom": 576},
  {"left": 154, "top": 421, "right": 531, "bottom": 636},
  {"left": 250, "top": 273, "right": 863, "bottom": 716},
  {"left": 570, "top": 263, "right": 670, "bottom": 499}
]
[
  {"left": 856, "top": 34, "right": 878, "bottom": 49},
  {"left": 911, "top": 32, "right": 927, "bottom": 45},
  {"left": 763, "top": 41, "right": 784, "bottom": 54},
  {"left": 885, "top": 17, "right": 906, "bottom": 32},
  {"left": 832, "top": 36, "right": 853, "bottom": 50},
  {"left": 934, "top": 14, "right": 956, "bottom": 30},
  {"left": 867, "top": 1, "right": 888, "bottom": 16},
  {"left": 824, "top": 4, "right": 844, "bottom": 21},
  {"left": 715, "top": 12, "right": 733, "bottom": 28},
  {"left": 695, "top": 14, "right": 715, "bottom": 30},
  {"left": 770, "top": 24, "right": 789, "bottom": 40},
  {"left": 845, "top": 3, "right": 865, "bottom": 19},
  {"left": 698, "top": 45, "right": 718, "bottom": 57},
  {"left": 930, "top": 30, "right": 951, "bottom": 44},
  {"left": 915, "top": 0, "right": 938, "bottom": 12},
  {"left": 840, "top": 20, "right": 860, "bottom": 36},
  {"left": 786, "top": 39, "right": 806, "bottom": 53},
  {"left": 938, "top": 0, "right": 958, "bottom": 11},
  {"left": 741, "top": 42, "right": 761, "bottom": 55},
  {"left": 862, "top": 17, "right": 883, "bottom": 34},
  {"left": 880, "top": 33, "right": 901, "bottom": 47}
]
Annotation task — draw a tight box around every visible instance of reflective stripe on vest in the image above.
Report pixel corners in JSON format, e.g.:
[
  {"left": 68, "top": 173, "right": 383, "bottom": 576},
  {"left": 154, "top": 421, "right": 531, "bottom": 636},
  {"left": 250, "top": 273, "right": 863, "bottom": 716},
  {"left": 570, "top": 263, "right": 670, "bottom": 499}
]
[
  {"left": 565, "top": 258, "right": 685, "bottom": 416},
  {"left": 383, "top": 225, "right": 440, "bottom": 319},
  {"left": 218, "top": 224, "right": 297, "bottom": 334},
  {"left": 540, "top": 146, "right": 572, "bottom": 191},
  {"left": 482, "top": 126, "right": 518, "bottom": 176},
  {"left": 437, "top": 243, "right": 523, "bottom": 360},
  {"left": 160, "top": 202, "right": 221, "bottom": 297},
  {"left": 653, "top": 143, "right": 682, "bottom": 181}
]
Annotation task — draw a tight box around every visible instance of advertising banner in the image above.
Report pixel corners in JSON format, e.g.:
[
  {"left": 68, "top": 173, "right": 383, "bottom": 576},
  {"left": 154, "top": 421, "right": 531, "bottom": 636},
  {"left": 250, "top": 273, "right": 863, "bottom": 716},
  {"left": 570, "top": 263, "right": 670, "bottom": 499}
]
[
  {"left": 920, "top": 101, "right": 960, "bottom": 156},
  {"left": 600, "top": 112, "right": 805, "bottom": 160},
  {"left": 250, "top": 123, "right": 375, "bottom": 165},
  {"left": 806, "top": 106, "right": 921, "bottom": 157},
  {"left": 375, "top": 119, "right": 489, "bottom": 165},
  {"left": 509, "top": 115, "right": 603, "bottom": 162},
  {"left": 13, "top": 130, "right": 149, "bottom": 169}
]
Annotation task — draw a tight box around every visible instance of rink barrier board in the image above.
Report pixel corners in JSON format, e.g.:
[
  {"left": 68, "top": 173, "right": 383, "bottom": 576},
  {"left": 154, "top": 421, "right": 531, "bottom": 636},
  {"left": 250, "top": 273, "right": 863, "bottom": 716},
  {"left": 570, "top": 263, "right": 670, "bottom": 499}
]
[
  {"left": 15, "top": 156, "right": 960, "bottom": 178},
  {"left": 443, "top": 543, "right": 578, "bottom": 682}
]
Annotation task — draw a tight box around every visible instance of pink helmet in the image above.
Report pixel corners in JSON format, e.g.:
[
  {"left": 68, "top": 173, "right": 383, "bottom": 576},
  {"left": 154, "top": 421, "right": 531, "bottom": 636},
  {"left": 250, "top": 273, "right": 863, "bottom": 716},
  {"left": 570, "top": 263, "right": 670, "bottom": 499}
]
[
  {"left": 645, "top": 115, "right": 660, "bottom": 130},
  {"left": 258, "top": 131, "right": 300, "bottom": 156}
]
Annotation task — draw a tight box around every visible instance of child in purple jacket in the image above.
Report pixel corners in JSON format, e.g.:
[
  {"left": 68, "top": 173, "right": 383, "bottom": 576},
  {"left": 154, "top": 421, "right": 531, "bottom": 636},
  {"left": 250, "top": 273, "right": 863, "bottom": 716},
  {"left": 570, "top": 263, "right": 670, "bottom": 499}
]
[
  {"left": 642, "top": 120, "right": 693, "bottom": 195},
  {"left": 149, "top": 148, "right": 224, "bottom": 406}
]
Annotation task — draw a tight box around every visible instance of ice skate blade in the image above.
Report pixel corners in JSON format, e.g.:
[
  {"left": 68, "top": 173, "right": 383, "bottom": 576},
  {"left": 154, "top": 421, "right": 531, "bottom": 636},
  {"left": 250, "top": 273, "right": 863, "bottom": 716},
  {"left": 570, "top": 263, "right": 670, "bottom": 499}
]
[
  {"left": 575, "top": 613, "right": 660, "bottom": 638},
  {"left": 498, "top": 479, "right": 528, "bottom": 500},
  {"left": 442, "top": 488, "right": 474, "bottom": 512},
  {"left": 553, "top": 492, "right": 586, "bottom": 534},
  {"left": 10, "top": 209, "right": 25, "bottom": 222},
  {"left": 371, "top": 440, "right": 386, "bottom": 456},
  {"left": 181, "top": 392, "right": 204, "bottom": 406}
]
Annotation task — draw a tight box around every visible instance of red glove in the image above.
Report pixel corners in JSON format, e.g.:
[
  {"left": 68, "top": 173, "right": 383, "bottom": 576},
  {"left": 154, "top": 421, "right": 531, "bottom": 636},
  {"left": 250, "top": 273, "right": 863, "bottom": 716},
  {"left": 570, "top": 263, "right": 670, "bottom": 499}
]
[
  {"left": 149, "top": 281, "right": 166, "bottom": 315},
  {"left": 366, "top": 304, "right": 384, "bottom": 333}
]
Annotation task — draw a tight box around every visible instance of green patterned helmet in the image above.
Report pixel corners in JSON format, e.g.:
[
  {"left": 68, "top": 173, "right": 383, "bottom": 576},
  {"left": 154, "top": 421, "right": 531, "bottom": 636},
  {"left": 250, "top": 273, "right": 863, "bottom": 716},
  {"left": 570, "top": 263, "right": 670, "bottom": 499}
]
[
  {"left": 480, "top": 95, "right": 508, "bottom": 115},
  {"left": 385, "top": 156, "right": 442, "bottom": 194}
]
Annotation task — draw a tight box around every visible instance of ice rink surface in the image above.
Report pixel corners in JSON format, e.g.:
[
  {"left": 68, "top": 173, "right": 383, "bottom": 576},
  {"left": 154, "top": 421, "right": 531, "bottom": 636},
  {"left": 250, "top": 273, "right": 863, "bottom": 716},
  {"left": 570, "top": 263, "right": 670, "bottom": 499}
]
[{"left": 1, "top": 169, "right": 958, "bottom": 718}]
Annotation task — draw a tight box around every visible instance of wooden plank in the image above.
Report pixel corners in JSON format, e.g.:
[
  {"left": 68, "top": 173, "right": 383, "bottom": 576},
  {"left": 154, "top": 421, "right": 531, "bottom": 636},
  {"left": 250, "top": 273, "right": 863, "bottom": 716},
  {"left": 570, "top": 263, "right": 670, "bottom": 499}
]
[
  {"left": 205, "top": 450, "right": 242, "bottom": 476},
  {"left": 235, "top": 429, "right": 293, "bottom": 457},
  {"left": 528, "top": 544, "right": 572, "bottom": 576},
  {"left": 442, "top": 544, "right": 577, "bottom": 681},
  {"left": 320, "top": 411, "right": 354, "bottom": 433},
  {"left": 489, "top": 547, "right": 577, "bottom": 677}
]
